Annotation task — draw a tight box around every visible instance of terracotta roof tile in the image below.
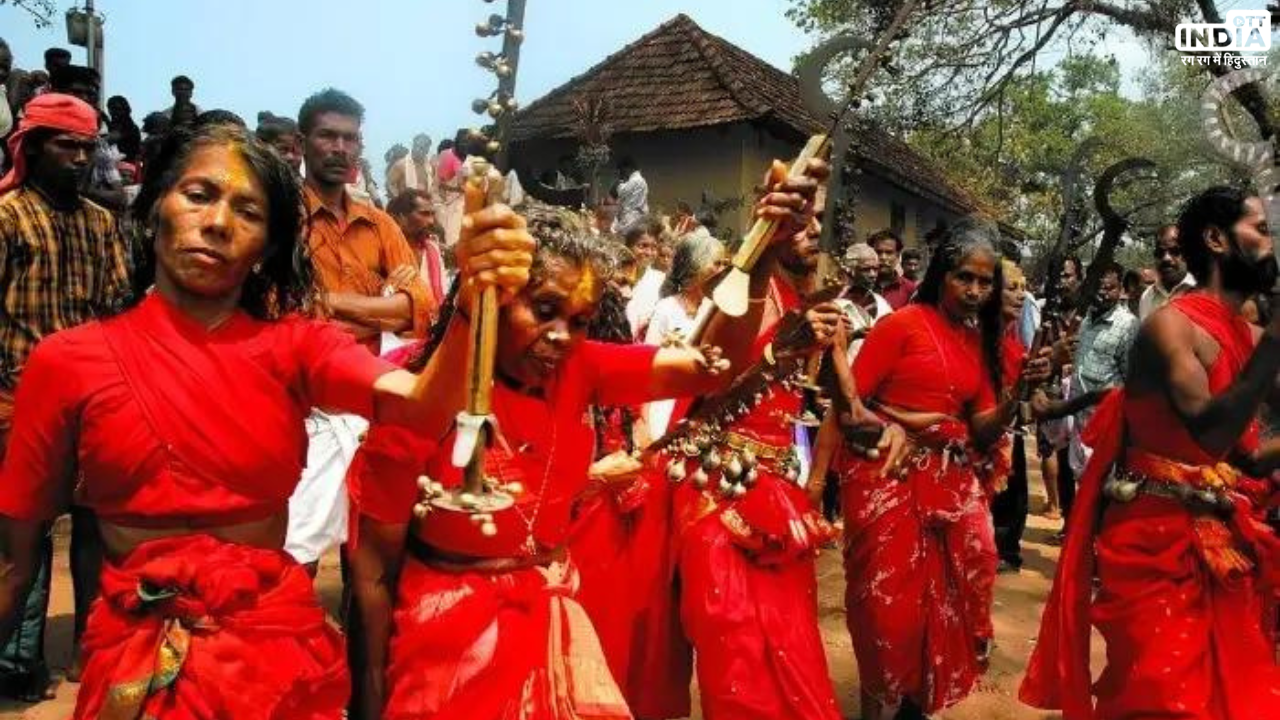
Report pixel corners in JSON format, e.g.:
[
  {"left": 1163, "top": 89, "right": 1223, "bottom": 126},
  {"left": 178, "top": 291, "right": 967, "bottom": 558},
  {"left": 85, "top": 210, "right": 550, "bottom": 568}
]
[{"left": 512, "top": 14, "right": 1014, "bottom": 230}]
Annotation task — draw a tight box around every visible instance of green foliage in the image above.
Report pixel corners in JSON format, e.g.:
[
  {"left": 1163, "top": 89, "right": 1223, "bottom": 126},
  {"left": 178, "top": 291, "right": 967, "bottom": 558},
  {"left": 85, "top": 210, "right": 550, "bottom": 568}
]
[
  {"left": 0, "top": 0, "right": 56, "bottom": 28},
  {"left": 786, "top": 0, "right": 1276, "bottom": 277}
]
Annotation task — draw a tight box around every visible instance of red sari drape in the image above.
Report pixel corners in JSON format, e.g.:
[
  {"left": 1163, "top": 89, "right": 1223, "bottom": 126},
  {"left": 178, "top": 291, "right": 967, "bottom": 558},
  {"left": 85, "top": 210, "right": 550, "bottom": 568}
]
[
  {"left": 1022, "top": 293, "right": 1280, "bottom": 720},
  {"left": 0, "top": 293, "right": 391, "bottom": 718},
  {"left": 75, "top": 535, "right": 348, "bottom": 720},
  {"left": 358, "top": 342, "right": 659, "bottom": 720},
  {"left": 837, "top": 304, "right": 998, "bottom": 714},
  {"left": 670, "top": 303, "right": 842, "bottom": 720},
  {"left": 566, "top": 404, "right": 693, "bottom": 719}
]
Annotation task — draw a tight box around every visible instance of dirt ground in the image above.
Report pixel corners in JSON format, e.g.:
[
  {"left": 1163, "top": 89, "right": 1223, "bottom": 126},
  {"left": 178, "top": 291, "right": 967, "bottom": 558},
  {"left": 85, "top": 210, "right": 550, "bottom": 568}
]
[{"left": 1, "top": 464, "right": 1095, "bottom": 720}]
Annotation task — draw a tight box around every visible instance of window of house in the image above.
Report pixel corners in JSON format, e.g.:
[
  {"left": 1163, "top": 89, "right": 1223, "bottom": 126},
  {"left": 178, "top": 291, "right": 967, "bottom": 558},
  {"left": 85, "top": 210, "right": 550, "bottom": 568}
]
[{"left": 890, "top": 201, "right": 906, "bottom": 238}]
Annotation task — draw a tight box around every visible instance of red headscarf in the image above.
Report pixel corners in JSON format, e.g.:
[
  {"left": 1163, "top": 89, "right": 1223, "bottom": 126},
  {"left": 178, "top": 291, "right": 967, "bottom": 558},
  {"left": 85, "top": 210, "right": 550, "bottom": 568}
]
[{"left": 0, "top": 92, "right": 100, "bottom": 195}]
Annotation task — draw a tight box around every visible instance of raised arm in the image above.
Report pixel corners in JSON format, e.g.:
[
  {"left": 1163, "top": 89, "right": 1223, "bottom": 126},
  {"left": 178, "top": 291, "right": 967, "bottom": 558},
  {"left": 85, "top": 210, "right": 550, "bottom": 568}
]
[
  {"left": 372, "top": 204, "right": 534, "bottom": 438},
  {"left": 659, "top": 158, "right": 829, "bottom": 397}
]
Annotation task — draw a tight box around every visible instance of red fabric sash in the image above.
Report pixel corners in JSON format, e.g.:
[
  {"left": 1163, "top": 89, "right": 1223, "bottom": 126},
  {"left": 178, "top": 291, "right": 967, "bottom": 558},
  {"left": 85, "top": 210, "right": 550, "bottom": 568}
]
[
  {"left": 100, "top": 295, "right": 305, "bottom": 505},
  {"left": 74, "top": 535, "right": 346, "bottom": 720},
  {"left": 1019, "top": 388, "right": 1124, "bottom": 719}
]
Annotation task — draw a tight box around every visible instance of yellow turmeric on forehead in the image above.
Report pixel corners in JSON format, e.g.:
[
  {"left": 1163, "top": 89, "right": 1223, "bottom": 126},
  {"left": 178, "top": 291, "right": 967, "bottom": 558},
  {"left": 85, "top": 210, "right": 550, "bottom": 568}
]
[{"left": 569, "top": 265, "right": 599, "bottom": 307}]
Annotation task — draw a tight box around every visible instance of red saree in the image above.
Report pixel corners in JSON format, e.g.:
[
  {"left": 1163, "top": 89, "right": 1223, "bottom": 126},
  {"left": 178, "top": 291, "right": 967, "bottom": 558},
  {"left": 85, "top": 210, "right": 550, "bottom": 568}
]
[
  {"left": 668, "top": 310, "right": 841, "bottom": 720},
  {"left": 1022, "top": 292, "right": 1280, "bottom": 720},
  {"left": 837, "top": 304, "right": 998, "bottom": 713},
  {"left": 567, "top": 404, "right": 692, "bottom": 719},
  {"left": 356, "top": 341, "right": 659, "bottom": 720},
  {"left": 0, "top": 293, "right": 391, "bottom": 718}
]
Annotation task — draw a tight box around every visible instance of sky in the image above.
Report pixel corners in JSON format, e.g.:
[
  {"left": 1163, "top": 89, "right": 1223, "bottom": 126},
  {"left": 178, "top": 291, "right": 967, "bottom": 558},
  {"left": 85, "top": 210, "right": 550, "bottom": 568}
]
[
  {"left": 0, "top": 0, "right": 1178, "bottom": 182},
  {"left": 1, "top": 0, "right": 814, "bottom": 179}
]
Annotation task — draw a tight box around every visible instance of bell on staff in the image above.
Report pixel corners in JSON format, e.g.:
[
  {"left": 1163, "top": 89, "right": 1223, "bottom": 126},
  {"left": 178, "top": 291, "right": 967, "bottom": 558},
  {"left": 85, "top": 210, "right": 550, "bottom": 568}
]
[
  {"left": 486, "top": 140, "right": 501, "bottom": 155},
  {"left": 467, "top": 128, "right": 488, "bottom": 143},
  {"left": 476, "top": 13, "right": 506, "bottom": 36},
  {"left": 506, "top": 27, "right": 524, "bottom": 42},
  {"left": 471, "top": 98, "right": 490, "bottom": 115},
  {"left": 504, "top": 96, "right": 520, "bottom": 111},
  {"left": 487, "top": 101, "right": 504, "bottom": 118},
  {"left": 475, "top": 51, "right": 498, "bottom": 70},
  {"left": 495, "top": 61, "right": 513, "bottom": 78}
]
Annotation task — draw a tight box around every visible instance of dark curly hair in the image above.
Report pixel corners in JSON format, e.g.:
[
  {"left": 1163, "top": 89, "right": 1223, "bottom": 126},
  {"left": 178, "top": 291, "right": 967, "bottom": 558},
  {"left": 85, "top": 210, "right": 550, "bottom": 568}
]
[
  {"left": 1176, "top": 185, "right": 1251, "bottom": 285},
  {"left": 124, "top": 122, "right": 315, "bottom": 320},
  {"left": 913, "top": 216, "right": 1005, "bottom": 393}
]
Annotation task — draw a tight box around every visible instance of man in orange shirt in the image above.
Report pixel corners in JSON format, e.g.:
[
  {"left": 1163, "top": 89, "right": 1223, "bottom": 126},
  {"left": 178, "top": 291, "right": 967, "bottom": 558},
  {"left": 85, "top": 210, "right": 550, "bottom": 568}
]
[
  {"left": 299, "top": 88, "right": 432, "bottom": 355},
  {"left": 286, "top": 88, "right": 435, "bottom": 573}
]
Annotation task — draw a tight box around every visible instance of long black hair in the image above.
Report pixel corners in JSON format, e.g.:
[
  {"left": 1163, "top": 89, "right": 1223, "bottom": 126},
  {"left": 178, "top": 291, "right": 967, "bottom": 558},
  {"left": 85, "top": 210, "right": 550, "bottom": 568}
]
[
  {"left": 125, "top": 122, "right": 315, "bottom": 320},
  {"left": 913, "top": 216, "right": 1006, "bottom": 393}
]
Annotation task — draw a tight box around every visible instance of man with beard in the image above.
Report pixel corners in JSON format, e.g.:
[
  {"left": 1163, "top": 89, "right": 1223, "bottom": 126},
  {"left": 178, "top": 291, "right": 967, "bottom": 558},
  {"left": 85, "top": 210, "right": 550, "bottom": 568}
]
[
  {"left": 286, "top": 88, "right": 433, "bottom": 573},
  {"left": 835, "top": 242, "right": 893, "bottom": 354},
  {"left": 1139, "top": 224, "right": 1196, "bottom": 320},
  {"left": 1033, "top": 262, "right": 1138, "bottom": 486},
  {"left": 0, "top": 93, "right": 130, "bottom": 699},
  {"left": 1023, "top": 187, "right": 1280, "bottom": 718}
]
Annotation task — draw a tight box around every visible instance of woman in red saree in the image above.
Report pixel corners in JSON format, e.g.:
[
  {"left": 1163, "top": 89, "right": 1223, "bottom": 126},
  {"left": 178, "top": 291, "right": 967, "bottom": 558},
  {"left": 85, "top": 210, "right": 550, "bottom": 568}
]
[
  {"left": 831, "top": 219, "right": 1039, "bottom": 720},
  {"left": 345, "top": 161, "right": 829, "bottom": 720},
  {"left": 0, "top": 121, "right": 535, "bottom": 719},
  {"left": 1022, "top": 187, "right": 1280, "bottom": 719}
]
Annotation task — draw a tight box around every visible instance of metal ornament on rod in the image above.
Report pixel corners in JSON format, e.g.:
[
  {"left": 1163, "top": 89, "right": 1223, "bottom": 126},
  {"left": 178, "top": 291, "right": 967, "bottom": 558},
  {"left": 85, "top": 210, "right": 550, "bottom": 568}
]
[{"left": 413, "top": 0, "right": 528, "bottom": 547}]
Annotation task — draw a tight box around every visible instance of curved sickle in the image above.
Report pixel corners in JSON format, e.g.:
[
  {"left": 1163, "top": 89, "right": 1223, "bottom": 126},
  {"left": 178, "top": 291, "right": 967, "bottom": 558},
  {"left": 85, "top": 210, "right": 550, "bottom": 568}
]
[
  {"left": 1201, "top": 68, "right": 1280, "bottom": 224},
  {"left": 796, "top": 34, "right": 874, "bottom": 121},
  {"left": 795, "top": 34, "right": 873, "bottom": 254},
  {"left": 1093, "top": 156, "right": 1158, "bottom": 230},
  {"left": 1201, "top": 67, "right": 1273, "bottom": 171},
  {"left": 1077, "top": 156, "right": 1159, "bottom": 309}
]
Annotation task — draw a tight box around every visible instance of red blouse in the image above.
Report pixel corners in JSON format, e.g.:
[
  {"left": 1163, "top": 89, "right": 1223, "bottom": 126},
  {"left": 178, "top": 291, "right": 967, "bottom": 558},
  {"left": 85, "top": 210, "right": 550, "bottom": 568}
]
[
  {"left": 854, "top": 304, "right": 996, "bottom": 416},
  {"left": 356, "top": 341, "right": 659, "bottom": 548},
  {"left": 0, "top": 293, "right": 392, "bottom": 526}
]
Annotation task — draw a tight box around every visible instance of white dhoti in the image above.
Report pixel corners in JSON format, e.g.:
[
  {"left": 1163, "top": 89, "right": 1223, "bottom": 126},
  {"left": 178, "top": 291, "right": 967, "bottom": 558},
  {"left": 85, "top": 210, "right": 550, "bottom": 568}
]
[{"left": 285, "top": 409, "right": 368, "bottom": 564}]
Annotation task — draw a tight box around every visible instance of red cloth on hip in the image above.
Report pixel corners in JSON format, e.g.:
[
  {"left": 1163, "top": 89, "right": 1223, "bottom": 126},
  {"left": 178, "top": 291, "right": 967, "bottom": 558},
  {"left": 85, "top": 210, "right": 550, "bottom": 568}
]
[
  {"left": 383, "top": 558, "right": 630, "bottom": 720},
  {"left": 73, "top": 534, "right": 347, "bottom": 720},
  {"left": 1021, "top": 292, "right": 1280, "bottom": 720}
]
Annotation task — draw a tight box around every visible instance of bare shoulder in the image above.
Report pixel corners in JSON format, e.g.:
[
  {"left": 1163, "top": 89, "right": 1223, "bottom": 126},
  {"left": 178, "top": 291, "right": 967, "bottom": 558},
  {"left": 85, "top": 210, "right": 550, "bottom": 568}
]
[{"left": 1139, "top": 303, "right": 1196, "bottom": 351}]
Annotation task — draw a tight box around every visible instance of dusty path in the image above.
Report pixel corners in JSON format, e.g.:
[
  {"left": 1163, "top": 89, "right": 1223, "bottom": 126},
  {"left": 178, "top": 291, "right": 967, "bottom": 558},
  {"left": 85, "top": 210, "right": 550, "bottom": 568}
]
[{"left": 3, "top": 464, "right": 1093, "bottom": 719}]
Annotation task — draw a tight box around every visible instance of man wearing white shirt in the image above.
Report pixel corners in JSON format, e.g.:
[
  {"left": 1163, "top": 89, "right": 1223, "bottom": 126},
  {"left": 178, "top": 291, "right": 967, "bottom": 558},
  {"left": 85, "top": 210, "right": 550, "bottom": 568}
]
[
  {"left": 611, "top": 156, "right": 648, "bottom": 234},
  {"left": 1138, "top": 224, "right": 1196, "bottom": 320}
]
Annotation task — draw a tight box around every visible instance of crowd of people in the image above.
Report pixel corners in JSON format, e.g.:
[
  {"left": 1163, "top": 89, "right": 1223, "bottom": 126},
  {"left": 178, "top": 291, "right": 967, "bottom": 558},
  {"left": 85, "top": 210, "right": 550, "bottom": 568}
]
[{"left": 0, "top": 35, "right": 1278, "bottom": 720}]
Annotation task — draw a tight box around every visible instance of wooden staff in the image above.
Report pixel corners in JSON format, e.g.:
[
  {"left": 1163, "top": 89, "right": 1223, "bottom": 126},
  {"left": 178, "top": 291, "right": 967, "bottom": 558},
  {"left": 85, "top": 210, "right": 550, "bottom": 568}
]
[{"left": 453, "top": 165, "right": 500, "bottom": 495}]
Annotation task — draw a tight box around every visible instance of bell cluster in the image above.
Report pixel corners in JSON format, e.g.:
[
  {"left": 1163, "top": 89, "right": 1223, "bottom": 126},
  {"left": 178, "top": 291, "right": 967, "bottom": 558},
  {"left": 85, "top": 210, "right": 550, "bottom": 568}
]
[
  {"left": 413, "top": 474, "right": 525, "bottom": 536},
  {"left": 658, "top": 362, "right": 812, "bottom": 499},
  {"left": 469, "top": 3, "right": 524, "bottom": 159}
]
